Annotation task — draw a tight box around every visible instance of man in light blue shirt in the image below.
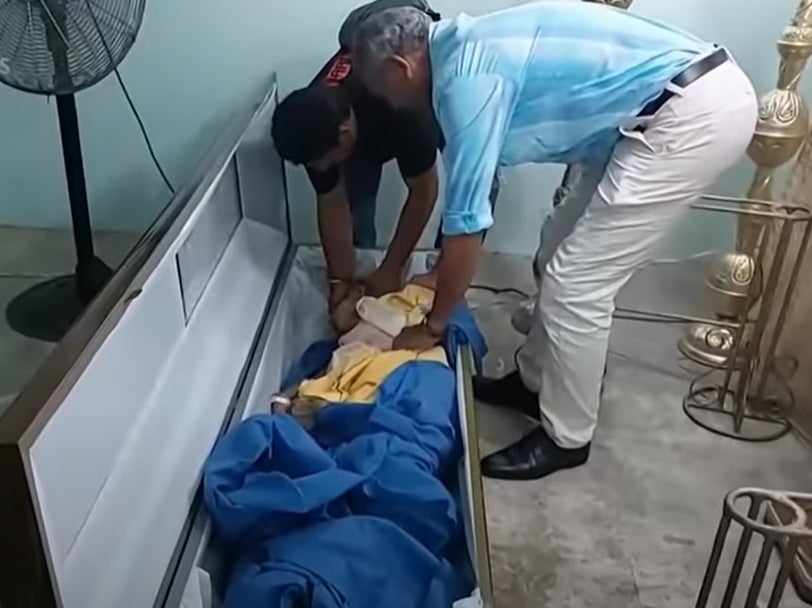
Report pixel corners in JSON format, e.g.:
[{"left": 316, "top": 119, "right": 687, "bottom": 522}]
[{"left": 352, "top": 1, "right": 757, "bottom": 480}]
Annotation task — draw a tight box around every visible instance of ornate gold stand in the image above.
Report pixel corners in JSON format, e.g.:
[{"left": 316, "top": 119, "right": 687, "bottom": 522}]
[
  {"left": 563, "top": 1, "right": 812, "bottom": 602},
  {"left": 680, "top": 0, "right": 812, "bottom": 368},
  {"left": 679, "top": 196, "right": 811, "bottom": 442},
  {"left": 572, "top": 0, "right": 812, "bottom": 444}
]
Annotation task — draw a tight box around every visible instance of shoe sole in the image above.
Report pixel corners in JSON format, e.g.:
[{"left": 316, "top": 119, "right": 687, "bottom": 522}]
[{"left": 482, "top": 457, "right": 589, "bottom": 481}]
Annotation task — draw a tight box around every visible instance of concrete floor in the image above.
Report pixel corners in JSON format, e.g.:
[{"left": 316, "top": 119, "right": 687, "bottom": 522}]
[
  {"left": 1, "top": 239, "right": 809, "bottom": 606},
  {"left": 0, "top": 226, "right": 137, "bottom": 413},
  {"left": 470, "top": 253, "right": 812, "bottom": 608}
]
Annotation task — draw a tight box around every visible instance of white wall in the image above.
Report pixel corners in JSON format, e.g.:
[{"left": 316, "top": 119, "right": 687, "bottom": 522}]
[{"left": 0, "top": 0, "right": 806, "bottom": 257}]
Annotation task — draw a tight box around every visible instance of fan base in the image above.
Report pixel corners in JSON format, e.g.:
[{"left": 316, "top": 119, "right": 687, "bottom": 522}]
[{"left": 6, "top": 256, "right": 113, "bottom": 342}]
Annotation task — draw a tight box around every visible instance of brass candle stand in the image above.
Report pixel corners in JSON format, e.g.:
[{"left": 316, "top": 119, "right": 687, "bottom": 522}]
[
  {"left": 678, "top": 195, "right": 812, "bottom": 442},
  {"left": 681, "top": 0, "right": 812, "bottom": 370}
]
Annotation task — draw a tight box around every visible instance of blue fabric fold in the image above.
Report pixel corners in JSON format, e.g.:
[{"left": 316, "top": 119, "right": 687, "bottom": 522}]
[
  {"left": 203, "top": 414, "right": 362, "bottom": 545},
  {"left": 313, "top": 362, "right": 460, "bottom": 554},
  {"left": 203, "top": 360, "right": 478, "bottom": 608},
  {"left": 310, "top": 361, "right": 459, "bottom": 469},
  {"left": 282, "top": 338, "right": 337, "bottom": 391},
  {"left": 446, "top": 301, "right": 487, "bottom": 374},
  {"left": 224, "top": 517, "right": 462, "bottom": 608}
]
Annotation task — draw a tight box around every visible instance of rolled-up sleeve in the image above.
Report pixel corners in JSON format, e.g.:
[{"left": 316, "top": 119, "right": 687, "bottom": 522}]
[{"left": 436, "top": 75, "right": 515, "bottom": 236}]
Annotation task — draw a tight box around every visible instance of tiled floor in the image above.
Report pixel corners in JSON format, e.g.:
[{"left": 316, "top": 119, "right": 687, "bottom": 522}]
[
  {"left": 470, "top": 253, "right": 812, "bottom": 607},
  {"left": 0, "top": 226, "right": 138, "bottom": 414}
]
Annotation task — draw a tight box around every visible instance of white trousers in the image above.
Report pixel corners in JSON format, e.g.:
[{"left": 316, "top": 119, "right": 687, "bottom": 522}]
[{"left": 516, "top": 60, "right": 758, "bottom": 449}]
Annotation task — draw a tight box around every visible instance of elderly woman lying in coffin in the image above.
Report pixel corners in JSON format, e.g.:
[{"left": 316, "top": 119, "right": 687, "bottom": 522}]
[
  {"left": 269, "top": 275, "right": 477, "bottom": 429},
  {"left": 201, "top": 274, "right": 487, "bottom": 608}
]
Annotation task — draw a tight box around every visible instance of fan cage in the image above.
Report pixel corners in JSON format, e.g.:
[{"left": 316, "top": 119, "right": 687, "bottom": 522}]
[{"left": 0, "top": 0, "right": 145, "bottom": 95}]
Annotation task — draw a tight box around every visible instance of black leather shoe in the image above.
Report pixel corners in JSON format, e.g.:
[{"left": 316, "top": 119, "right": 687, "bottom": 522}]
[
  {"left": 481, "top": 426, "right": 590, "bottom": 481},
  {"left": 473, "top": 371, "right": 539, "bottom": 420}
]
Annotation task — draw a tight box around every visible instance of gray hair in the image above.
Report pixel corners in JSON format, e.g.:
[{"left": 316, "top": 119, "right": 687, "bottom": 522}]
[{"left": 352, "top": 7, "right": 431, "bottom": 73}]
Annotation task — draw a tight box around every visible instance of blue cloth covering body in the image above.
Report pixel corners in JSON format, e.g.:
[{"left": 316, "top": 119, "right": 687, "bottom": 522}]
[{"left": 203, "top": 302, "right": 486, "bottom": 608}]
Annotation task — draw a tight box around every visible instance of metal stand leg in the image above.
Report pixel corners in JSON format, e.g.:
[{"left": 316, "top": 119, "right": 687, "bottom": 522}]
[
  {"left": 696, "top": 488, "right": 812, "bottom": 608},
  {"left": 5, "top": 94, "right": 113, "bottom": 342}
]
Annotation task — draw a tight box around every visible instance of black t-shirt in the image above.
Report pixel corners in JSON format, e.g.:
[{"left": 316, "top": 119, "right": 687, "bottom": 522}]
[{"left": 305, "top": 51, "right": 441, "bottom": 195}]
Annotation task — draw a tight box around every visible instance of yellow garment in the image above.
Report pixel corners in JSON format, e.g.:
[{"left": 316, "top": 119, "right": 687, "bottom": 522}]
[
  {"left": 298, "top": 343, "right": 447, "bottom": 403},
  {"left": 377, "top": 283, "right": 435, "bottom": 327},
  {"left": 297, "top": 284, "right": 445, "bottom": 403}
]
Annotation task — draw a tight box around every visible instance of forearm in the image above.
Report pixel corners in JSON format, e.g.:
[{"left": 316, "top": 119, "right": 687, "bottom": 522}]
[
  {"left": 317, "top": 190, "right": 355, "bottom": 306},
  {"left": 427, "top": 233, "right": 483, "bottom": 330},
  {"left": 419, "top": 77, "right": 509, "bottom": 332},
  {"left": 382, "top": 168, "right": 438, "bottom": 271},
  {"left": 318, "top": 190, "right": 354, "bottom": 279}
]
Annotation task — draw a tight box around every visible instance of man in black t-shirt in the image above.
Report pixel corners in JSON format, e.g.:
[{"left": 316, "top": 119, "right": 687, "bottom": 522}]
[{"left": 272, "top": 12, "right": 442, "bottom": 315}]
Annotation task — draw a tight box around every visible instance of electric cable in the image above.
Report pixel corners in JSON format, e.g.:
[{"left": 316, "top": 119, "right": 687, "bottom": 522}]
[
  {"left": 83, "top": 0, "right": 175, "bottom": 194},
  {"left": 108, "top": 64, "right": 175, "bottom": 194},
  {"left": 468, "top": 284, "right": 700, "bottom": 323},
  {"left": 683, "top": 359, "right": 795, "bottom": 443}
]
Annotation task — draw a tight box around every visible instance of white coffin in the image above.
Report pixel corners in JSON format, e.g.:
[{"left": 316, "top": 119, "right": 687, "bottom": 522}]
[{"left": 0, "top": 79, "right": 493, "bottom": 608}]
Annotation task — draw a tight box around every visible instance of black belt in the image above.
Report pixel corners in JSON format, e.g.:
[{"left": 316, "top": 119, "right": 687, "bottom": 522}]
[{"left": 638, "top": 47, "right": 729, "bottom": 118}]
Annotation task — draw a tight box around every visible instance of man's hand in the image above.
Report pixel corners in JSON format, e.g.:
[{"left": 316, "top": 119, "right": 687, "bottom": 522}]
[
  {"left": 408, "top": 270, "right": 438, "bottom": 291},
  {"left": 364, "top": 263, "right": 403, "bottom": 297},
  {"left": 329, "top": 282, "right": 362, "bottom": 334},
  {"left": 375, "top": 166, "right": 438, "bottom": 293},
  {"left": 392, "top": 323, "right": 442, "bottom": 351},
  {"left": 330, "top": 294, "right": 361, "bottom": 335},
  {"left": 328, "top": 280, "right": 352, "bottom": 312},
  {"left": 318, "top": 181, "right": 355, "bottom": 307}
]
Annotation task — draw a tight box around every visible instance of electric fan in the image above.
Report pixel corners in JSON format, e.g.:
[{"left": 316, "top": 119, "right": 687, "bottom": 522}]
[{"left": 0, "top": 0, "right": 146, "bottom": 341}]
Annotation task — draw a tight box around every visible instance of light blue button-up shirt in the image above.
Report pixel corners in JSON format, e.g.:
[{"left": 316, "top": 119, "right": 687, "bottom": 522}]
[{"left": 430, "top": 0, "right": 714, "bottom": 235}]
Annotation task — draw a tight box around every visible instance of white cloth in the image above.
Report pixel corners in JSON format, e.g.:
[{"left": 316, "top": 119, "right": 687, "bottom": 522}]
[
  {"left": 179, "top": 567, "right": 214, "bottom": 608},
  {"left": 355, "top": 295, "right": 410, "bottom": 337},
  {"left": 516, "top": 60, "right": 758, "bottom": 448},
  {"left": 338, "top": 287, "right": 433, "bottom": 349}
]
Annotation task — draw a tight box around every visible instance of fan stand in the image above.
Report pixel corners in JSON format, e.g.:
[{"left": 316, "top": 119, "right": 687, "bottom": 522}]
[{"left": 5, "top": 94, "right": 113, "bottom": 342}]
